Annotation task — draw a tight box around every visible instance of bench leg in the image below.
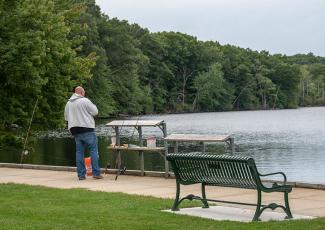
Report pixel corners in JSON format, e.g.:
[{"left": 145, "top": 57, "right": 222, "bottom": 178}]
[
  {"left": 284, "top": 191, "right": 293, "bottom": 219},
  {"left": 253, "top": 190, "right": 262, "bottom": 221},
  {"left": 252, "top": 191, "right": 292, "bottom": 221},
  {"left": 201, "top": 183, "right": 209, "bottom": 208},
  {"left": 171, "top": 182, "right": 180, "bottom": 211}
]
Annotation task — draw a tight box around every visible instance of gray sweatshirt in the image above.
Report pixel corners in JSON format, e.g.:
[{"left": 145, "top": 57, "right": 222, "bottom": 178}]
[{"left": 64, "top": 93, "right": 98, "bottom": 130}]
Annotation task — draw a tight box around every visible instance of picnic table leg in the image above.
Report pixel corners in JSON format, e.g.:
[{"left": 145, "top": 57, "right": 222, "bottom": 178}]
[
  {"left": 163, "top": 122, "right": 169, "bottom": 178},
  {"left": 140, "top": 150, "right": 144, "bottom": 176},
  {"left": 174, "top": 141, "right": 178, "bottom": 154},
  {"left": 114, "top": 150, "right": 122, "bottom": 181},
  {"left": 202, "top": 142, "right": 206, "bottom": 154},
  {"left": 114, "top": 126, "right": 122, "bottom": 181},
  {"left": 138, "top": 126, "right": 145, "bottom": 176},
  {"left": 201, "top": 183, "right": 209, "bottom": 208},
  {"left": 230, "top": 137, "right": 235, "bottom": 153},
  {"left": 164, "top": 143, "right": 169, "bottom": 178}
]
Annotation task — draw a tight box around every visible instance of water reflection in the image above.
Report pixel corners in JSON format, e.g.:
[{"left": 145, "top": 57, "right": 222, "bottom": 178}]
[{"left": 1, "top": 107, "right": 325, "bottom": 184}]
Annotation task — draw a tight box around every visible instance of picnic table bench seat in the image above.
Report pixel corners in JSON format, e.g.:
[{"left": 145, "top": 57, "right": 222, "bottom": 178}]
[{"left": 167, "top": 153, "right": 293, "bottom": 221}]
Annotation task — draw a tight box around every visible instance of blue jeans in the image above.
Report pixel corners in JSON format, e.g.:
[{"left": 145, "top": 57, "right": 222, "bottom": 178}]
[{"left": 74, "top": 132, "right": 101, "bottom": 177}]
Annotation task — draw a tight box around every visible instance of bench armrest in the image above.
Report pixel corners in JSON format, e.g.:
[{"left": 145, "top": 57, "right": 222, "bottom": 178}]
[{"left": 258, "top": 172, "right": 287, "bottom": 184}]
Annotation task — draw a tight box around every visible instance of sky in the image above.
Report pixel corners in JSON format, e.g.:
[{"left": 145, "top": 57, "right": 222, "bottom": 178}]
[{"left": 96, "top": 0, "right": 325, "bottom": 56}]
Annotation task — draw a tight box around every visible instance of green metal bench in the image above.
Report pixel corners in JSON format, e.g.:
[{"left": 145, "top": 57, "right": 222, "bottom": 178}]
[{"left": 167, "top": 153, "right": 293, "bottom": 221}]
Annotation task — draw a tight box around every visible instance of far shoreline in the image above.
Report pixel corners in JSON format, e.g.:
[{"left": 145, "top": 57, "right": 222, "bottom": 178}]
[{"left": 96, "top": 105, "right": 325, "bottom": 120}]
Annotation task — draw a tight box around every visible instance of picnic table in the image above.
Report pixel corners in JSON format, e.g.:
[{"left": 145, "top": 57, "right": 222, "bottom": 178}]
[{"left": 164, "top": 133, "right": 235, "bottom": 154}]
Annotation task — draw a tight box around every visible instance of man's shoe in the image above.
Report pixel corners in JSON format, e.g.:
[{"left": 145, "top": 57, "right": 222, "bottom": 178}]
[
  {"left": 79, "top": 176, "right": 86, "bottom": 180},
  {"left": 93, "top": 175, "right": 104, "bottom": 179}
]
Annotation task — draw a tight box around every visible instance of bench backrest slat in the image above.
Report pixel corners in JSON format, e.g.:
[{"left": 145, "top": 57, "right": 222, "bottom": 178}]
[{"left": 167, "top": 153, "right": 261, "bottom": 189}]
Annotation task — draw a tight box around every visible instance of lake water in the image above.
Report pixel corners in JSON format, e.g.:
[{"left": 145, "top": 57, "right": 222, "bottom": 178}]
[{"left": 1, "top": 107, "right": 325, "bottom": 184}]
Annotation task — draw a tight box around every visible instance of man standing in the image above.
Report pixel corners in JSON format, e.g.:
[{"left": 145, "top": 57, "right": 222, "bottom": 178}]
[{"left": 64, "top": 86, "right": 103, "bottom": 180}]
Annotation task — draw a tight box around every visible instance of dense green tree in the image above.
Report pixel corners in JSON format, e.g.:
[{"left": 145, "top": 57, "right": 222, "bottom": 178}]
[
  {"left": 193, "top": 64, "right": 234, "bottom": 111},
  {"left": 0, "top": 0, "right": 95, "bottom": 148},
  {"left": 99, "top": 17, "right": 151, "bottom": 114},
  {"left": 152, "top": 32, "right": 224, "bottom": 111},
  {"left": 138, "top": 33, "right": 174, "bottom": 112},
  {"left": 221, "top": 46, "right": 259, "bottom": 109},
  {"left": 1, "top": 0, "right": 325, "bottom": 152},
  {"left": 54, "top": 0, "right": 117, "bottom": 116}
]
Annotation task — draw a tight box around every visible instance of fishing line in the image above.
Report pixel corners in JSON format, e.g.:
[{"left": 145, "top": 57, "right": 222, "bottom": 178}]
[{"left": 112, "top": 114, "right": 141, "bottom": 180}]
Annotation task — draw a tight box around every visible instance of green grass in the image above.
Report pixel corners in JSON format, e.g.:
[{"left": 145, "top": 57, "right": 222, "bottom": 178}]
[{"left": 0, "top": 184, "right": 324, "bottom": 230}]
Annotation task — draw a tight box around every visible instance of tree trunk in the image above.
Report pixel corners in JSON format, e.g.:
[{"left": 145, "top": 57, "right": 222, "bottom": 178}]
[
  {"left": 273, "top": 86, "right": 280, "bottom": 109},
  {"left": 192, "top": 93, "right": 198, "bottom": 112},
  {"left": 181, "top": 67, "right": 195, "bottom": 109},
  {"left": 302, "top": 79, "right": 305, "bottom": 104}
]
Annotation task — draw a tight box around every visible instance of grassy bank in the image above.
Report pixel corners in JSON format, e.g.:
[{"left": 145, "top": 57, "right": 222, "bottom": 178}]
[{"left": 0, "top": 184, "right": 324, "bottom": 230}]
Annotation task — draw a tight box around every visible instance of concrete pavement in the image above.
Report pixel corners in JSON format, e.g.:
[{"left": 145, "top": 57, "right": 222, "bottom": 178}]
[{"left": 0, "top": 167, "right": 325, "bottom": 220}]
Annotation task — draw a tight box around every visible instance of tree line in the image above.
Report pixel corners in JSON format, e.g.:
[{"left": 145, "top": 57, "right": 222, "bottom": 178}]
[{"left": 1, "top": 0, "right": 325, "bottom": 149}]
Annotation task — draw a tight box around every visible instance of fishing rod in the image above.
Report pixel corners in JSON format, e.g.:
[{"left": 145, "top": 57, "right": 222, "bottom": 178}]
[{"left": 20, "top": 98, "right": 39, "bottom": 164}]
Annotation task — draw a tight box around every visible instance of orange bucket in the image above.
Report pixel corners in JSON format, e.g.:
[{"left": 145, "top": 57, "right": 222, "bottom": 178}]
[{"left": 84, "top": 157, "right": 92, "bottom": 176}]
